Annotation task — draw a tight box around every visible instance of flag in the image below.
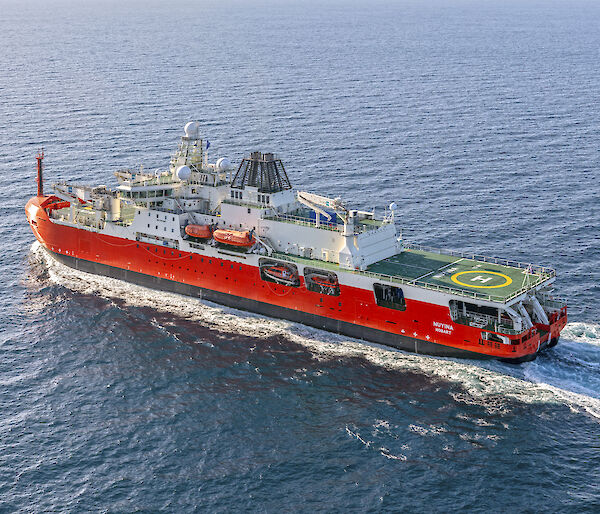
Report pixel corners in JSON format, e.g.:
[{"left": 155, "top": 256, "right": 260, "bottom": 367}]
[{"left": 206, "top": 140, "right": 211, "bottom": 150}]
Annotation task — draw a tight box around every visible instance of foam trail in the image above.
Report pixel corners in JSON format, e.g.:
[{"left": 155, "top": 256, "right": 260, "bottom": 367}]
[
  {"left": 30, "top": 242, "right": 600, "bottom": 422},
  {"left": 561, "top": 322, "right": 600, "bottom": 346}
]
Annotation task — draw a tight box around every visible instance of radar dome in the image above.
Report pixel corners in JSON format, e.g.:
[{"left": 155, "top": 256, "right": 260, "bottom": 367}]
[
  {"left": 184, "top": 121, "right": 199, "bottom": 139},
  {"left": 216, "top": 157, "right": 232, "bottom": 171},
  {"left": 176, "top": 165, "right": 191, "bottom": 181},
  {"left": 389, "top": 202, "right": 397, "bottom": 211}
]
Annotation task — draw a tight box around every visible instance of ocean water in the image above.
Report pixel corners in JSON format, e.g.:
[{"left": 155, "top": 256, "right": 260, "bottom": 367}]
[{"left": 1, "top": 0, "right": 600, "bottom": 511}]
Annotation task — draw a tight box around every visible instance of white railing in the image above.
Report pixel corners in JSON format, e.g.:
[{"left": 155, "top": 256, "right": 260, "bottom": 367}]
[
  {"left": 264, "top": 213, "right": 342, "bottom": 232},
  {"left": 538, "top": 297, "right": 568, "bottom": 311},
  {"left": 222, "top": 198, "right": 266, "bottom": 209},
  {"left": 404, "top": 242, "right": 556, "bottom": 277},
  {"left": 115, "top": 171, "right": 175, "bottom": 188},
  {"left": 451, "top": 312, "right": 520, "bottom": 335},
  {"left": 272, "top": 250, "right": 554, "bottom": 304}
]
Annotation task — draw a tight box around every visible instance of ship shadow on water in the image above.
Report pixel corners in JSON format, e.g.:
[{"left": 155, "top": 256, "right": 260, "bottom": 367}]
[
  {"left": 24, "top": 241, "right": 600, "bottom": 425},
  {"left": 11, "top": 244, "right": 600, "bottom": 513},
  {"left": 24, "top": 244, "right": 466, "bottom": 401}
]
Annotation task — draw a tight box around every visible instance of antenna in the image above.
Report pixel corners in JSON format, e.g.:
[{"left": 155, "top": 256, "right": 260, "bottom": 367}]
[{"left": 36, "top": 148, "right": 44, "bottom": 197}]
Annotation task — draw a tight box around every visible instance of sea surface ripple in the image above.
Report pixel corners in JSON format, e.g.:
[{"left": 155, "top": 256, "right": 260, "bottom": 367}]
[{"left": 1, "top": 0, "right": 599, "bottom": 511}]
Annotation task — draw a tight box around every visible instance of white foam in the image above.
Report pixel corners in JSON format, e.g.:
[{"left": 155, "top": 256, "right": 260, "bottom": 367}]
[
  {"left": 561, "top": 321, "right": 600, "bottom": 345},
  {"left": 31, "top": 242, "right": 600, "bottom": 423}
]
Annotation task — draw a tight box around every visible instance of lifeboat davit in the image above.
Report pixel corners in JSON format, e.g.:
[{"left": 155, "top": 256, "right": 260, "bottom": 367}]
[
  {"left": 185, "top": 224, "right": 212, "bottom": 239},
  {"left": 262, "top": 265, "right": 299, "bottom": 285},
  {"left": 213, "top": 229, "right": 255, "bottom": 247}
]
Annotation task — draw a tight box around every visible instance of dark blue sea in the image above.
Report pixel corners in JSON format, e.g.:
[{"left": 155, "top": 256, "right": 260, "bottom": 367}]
[{"left": 2, "top": 0, "right": 600, "bottom": 511}]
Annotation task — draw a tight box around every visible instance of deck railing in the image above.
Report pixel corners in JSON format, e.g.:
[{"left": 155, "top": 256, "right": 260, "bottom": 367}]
[
  {"left": 403, "top": 242, "right": 556, "bottom": 277},
  {"left": 263, "top": 213, "right": 383, "bottom": 235},
  {"left": 263, "top": 213, "right": 342, "bottom": 232},
  {"left": 538, "top": 297, "right": 568, "bottom": 311},
  {"left": 222, "top": 198, "right": 266, "bottom": 209},
  {"left": 116, "top": 172, "right": 176, "bottom": 188},
  {"left": 452, "top": 313, "right": 521, "bottom": 335},
  {"left": 271, "top": 249, "right": 555, "bottom": 304}
]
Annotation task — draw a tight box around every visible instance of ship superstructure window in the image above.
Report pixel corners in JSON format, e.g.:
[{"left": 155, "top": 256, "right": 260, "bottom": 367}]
[
  {"left": 373, "top": 284, "right": 406, "bottom": 311},
  {"left": 304, "top": 268, "right": 340, "bottom": 296},
  {"left": 230, "top": 190, "right": 243, "bottom": 200}
]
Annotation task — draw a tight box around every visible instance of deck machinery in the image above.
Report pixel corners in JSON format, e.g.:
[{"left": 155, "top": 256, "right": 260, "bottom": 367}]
[{"left": 26, "top": 122, "right": 567, "bottom": 362}]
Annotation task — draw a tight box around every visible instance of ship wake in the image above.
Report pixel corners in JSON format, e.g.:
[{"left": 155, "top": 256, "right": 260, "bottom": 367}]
[{"left": 30, "top": 241, "right": 600, "bottom": 422}]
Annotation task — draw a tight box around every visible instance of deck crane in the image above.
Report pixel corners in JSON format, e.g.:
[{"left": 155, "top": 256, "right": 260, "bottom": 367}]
[{"left": 297, "top": 191, "right": 349, "bottom": 228}]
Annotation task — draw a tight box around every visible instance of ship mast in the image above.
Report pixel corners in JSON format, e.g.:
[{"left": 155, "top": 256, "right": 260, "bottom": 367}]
[{"left": 36, "top": 149, "right": 44, "bottom": 197}]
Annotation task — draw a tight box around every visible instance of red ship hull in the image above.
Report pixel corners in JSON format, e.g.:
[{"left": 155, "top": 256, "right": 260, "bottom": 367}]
[{"left": 26, "top": 196, "right": 567, "bottom": 362}]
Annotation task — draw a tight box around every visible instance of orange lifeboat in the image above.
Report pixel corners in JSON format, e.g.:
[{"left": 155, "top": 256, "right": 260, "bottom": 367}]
[
  {"left": 213, "top": 229, "right": 255, "bottom": 247},
  {"left": 309, "top": 275, "right": 338, "bottom": 288},
  {"left": 262, "top": 265, "right": 299, "bottom": 285},
  {"left": 185, "top": 224, "right": 212, "bottom": 239}
]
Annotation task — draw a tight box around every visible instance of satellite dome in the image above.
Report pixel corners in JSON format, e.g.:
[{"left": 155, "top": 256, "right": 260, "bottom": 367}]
[
  {"left": 215, "top": 157, "right": 232, "bottom": 171},
  {"left": 175, "top": 165, "right": 191, "bottom": 181},
  {"left": 184, "top": 121, "right": 199, "bottom": 139},
  {"left": 389, "top": 202, "right": 397, "bottom": 211}
]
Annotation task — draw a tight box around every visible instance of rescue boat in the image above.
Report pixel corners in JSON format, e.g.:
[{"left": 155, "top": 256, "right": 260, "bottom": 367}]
[
  {"left": 213, "top": 229, "right": 255, "bottom": 247},
  {"left": 261, "top": 265, "right": 299, "bottom": 285},
  {"left": 309, "top": 276, "right": 337, "bottom": 288},
  {"left": 185, "top": 224, "right": 212, "bottom": 239}
]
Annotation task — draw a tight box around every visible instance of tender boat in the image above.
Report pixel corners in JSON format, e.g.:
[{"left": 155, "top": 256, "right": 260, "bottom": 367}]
[
  {"left": 185, "top": 224, "right": 212, "bottom": 239},
  {"left": 262, "top": 265, "right": 299, "bottom": 285},
  {"left": 213, "top": 229, "right": 255, "bottom": 247}
]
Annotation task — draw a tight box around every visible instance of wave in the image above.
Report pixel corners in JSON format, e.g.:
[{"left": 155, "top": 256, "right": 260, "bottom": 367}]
[
  {"left": 561, "top": 321, "right": 600, "bottom": 345},
  {"left": 29, "top": 242, "right": 600, "bottom": 422}
]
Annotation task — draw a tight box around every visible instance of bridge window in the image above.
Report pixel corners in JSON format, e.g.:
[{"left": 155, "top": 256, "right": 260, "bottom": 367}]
[{"left": 373, "top": 284, "right": 406, "bottom": 311}]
